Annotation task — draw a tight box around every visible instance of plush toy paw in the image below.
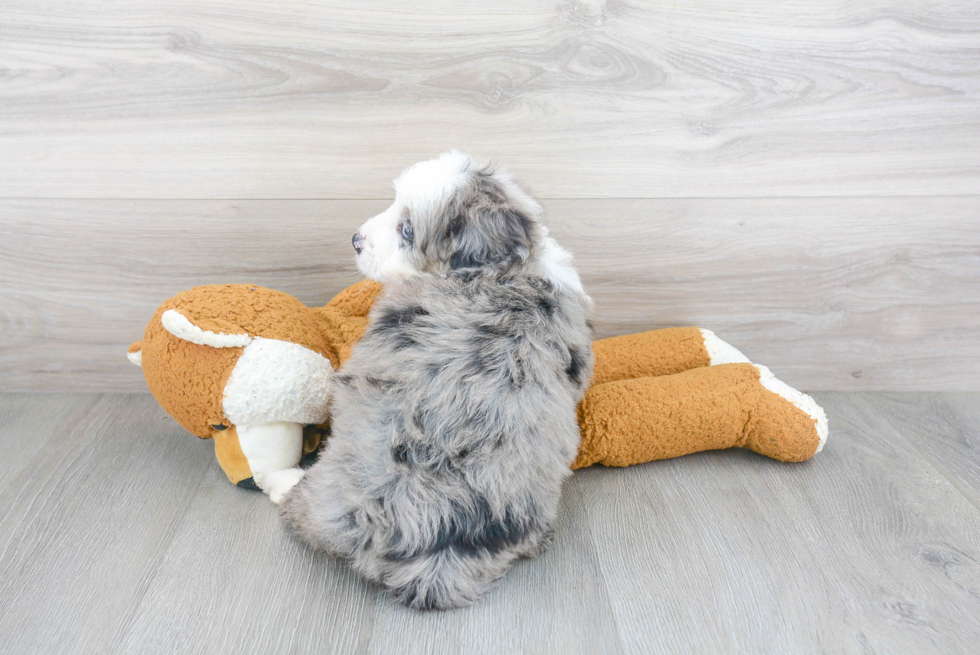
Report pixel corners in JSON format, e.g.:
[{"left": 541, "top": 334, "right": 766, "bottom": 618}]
[
  {"left": 745, "top": 364, "right": 829, "bottom": 461},
  {"left": 265, "top": 468, "right": 306, "bottom": 505}
]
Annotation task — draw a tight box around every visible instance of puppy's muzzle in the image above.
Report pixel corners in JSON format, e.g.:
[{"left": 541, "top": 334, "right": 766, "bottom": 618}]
[{"left": 352, "top": 232, "right": 365, "bottom": 254}]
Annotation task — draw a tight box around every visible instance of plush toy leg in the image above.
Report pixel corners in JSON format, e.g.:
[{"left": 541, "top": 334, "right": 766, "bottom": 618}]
[
  {"left": 572, "top": 362, "right": 828, "bottom": 468},
  {"left": 213, "top": 423, "right": 307, "bottom": 503},
  {"left": 592, "top": 327, "right": 749, "bottom": 386},
  {"left": 213, "top": 426, "right": 255, "bottom": 487}
]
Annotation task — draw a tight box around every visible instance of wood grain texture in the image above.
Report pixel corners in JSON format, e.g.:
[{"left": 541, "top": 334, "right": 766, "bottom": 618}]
[
  {"left": 1, "top": 392, "right": 979, "bottom": 653},
  {"left": 118, "top": 466, "right": 376, "bottom": 655},
  {"left": 0, "top": 394, "right": 214, "bottom": 653},
  {"left": 0, "top": 198, "right": 373, "bottom": 393},
  {"left": 0, "top": 393, "right": 96, "bottom": 485},
  {"left": 1, "top": 1, "right": 978, "bottom": 198},
  {"left": 858, "top": 392, "right": 980, "bottom": 507},
  {"left": 2, "top": 196, "right": 978, "bottom": 392},
  {"left": 576, "top": 391, "right": 980, "bottom": 653}
]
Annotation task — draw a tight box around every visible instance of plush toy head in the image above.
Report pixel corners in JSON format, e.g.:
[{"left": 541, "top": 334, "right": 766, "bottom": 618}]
[
  {"left": 128, "top": 280, "right": 383, "bottom": 493},
  {"left": 129, "top": 284, "right": 339, "bottom": 438}
]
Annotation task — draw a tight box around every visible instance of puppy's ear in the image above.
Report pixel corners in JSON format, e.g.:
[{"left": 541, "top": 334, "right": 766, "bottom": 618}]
[{"left": 444, "top": 178, "right": 534, "bottom": 276}]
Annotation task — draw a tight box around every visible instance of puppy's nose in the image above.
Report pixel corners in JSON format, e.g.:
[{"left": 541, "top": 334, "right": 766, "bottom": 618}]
[{"left": 352, "top": 232, "right": 364, "bottom": 254}]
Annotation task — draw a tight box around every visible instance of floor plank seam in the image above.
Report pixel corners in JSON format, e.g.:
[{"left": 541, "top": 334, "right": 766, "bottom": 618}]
[
  {"left": 0, "top": 395, "right": 108, "bottom": 560},
  {"left": 904, "top": 436, "right": 980, "bottom": 515},
  {"left": 105, "top": 459, "right": 216, "bottom": 652},
  {"left": 569, "top": 480, "right": 629, "bottom": 655}
]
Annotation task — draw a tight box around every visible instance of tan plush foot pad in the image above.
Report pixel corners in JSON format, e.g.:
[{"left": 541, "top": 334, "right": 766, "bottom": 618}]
[
  {"left": 213, "top": 426, "right": 252, "bottom": 484},
  {"left": 572, "top": 363, "right": 826, "bottom": 469}
]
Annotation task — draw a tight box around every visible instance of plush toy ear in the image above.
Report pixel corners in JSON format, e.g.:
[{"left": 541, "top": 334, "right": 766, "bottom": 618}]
[{"left": 161, "top": 309, "right": 251, "bottom": 348}]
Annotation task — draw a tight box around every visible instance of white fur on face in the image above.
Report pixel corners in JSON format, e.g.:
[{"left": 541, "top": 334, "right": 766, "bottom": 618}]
[
  {"left": 355, "top": 151, "right": 471, "bottom": 284},
  {"left": 355, "top": 151, "right": 575, "bottom": 290},
  {"left": 354, "top": 203, "right": 418, "bottom": 284}
]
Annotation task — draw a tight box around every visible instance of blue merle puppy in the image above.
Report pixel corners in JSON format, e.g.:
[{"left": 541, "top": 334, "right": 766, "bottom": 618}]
[{"left": 279, "top": 151, "right": 594, "bottom": 610}]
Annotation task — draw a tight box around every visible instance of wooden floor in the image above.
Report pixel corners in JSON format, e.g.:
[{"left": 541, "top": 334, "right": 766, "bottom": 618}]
[{"left": 1, "top": 392, "right": 978, "bottom": 654}]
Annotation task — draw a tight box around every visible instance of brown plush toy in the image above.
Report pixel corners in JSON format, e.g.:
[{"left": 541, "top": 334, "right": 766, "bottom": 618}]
[{"left": 130, "top": 280, "right": 827, "bottom": 502}]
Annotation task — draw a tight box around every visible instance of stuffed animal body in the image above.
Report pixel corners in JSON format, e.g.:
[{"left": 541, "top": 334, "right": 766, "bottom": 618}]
[{"left": 130, "top": 280, "right": 827, "bottom": 500}]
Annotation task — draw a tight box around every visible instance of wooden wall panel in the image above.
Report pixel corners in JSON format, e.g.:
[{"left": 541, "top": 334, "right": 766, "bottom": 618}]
[
  {"left": 1, "top": 196, "right": 977, "bottom": 392},
  {"left": 1, "top": 0, "right": 978, "bottom": 198}
]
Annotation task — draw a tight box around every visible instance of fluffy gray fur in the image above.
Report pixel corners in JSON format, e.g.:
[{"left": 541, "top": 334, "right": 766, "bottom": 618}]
[{"left": 280, "top": 158, "right": 594, "bottom": 610}]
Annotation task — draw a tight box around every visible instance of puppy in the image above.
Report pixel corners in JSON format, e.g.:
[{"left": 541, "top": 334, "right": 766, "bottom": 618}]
[{"left": 280, "top": 151, "right": 594, "bottom": 610}]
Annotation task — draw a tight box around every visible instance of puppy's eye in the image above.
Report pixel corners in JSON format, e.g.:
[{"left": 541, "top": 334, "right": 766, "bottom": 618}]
[{"left": 399, "top": 220, "right": 414, "bottom": 243}]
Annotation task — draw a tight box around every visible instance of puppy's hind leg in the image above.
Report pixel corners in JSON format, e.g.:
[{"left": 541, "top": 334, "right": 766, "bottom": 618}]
[{"left": 278, "top": 459, "right": 363, "bottom": 558}]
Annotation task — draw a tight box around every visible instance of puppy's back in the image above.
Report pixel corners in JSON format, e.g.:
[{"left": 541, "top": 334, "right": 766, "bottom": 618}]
[{"left": 286, "top": 273, "right": 593, "bottom": 610}]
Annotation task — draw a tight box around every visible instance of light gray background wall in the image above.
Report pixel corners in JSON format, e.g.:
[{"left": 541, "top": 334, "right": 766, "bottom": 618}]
[{"left": 1, "top": 0, "right": 978, "bottom": 391}]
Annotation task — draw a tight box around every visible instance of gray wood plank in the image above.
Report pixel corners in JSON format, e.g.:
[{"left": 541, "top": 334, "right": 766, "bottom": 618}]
[
  {"left": 0, "top": 393, "right": 97, "bottom": 486},
  {"left": 852, "top": 392, "right": 980, "bottom": 508},
  {"left": 1, "top": 1, "right": 978, "bottom": 198},
  {"left": 116, "top": 465, "right": 376, "bottom": 655},
  {"left": 576, "top": 391, "right": 980, "bottom": 653},
  {"left": 2, "top": 392, "right": 980, "bottom": 652},
  {"left": 554, "top": 197, "right": 980, "bottom": 392},
  {"left": 0, "top": 198, "right": 375, "bottom": 394},
  {"left": 574, "top": 458, "right": 836, "bottom": 652},
  {"left": 0, "top": 394, "right": 215, "bottom": 654},
  {"left": 2, "top": 197, "right": 978, "bottom": 392}
]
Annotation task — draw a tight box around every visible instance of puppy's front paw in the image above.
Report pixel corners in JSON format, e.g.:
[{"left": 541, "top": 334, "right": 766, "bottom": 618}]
[{"left": 264, "top": 468, "right": 306, "bottom": 504}]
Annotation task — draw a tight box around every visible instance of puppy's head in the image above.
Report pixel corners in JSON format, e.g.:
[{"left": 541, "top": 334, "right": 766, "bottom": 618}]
[{"left": 353, "top": 151, "right": 541, "bottom": 284}]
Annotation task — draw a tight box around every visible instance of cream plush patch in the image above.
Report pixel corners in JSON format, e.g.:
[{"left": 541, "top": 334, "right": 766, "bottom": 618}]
[
  {"left": 223, "top": 337, "right": 333, "bottom": 427},
  {"left": 700, "top": 328, "right": 751, "bottom": 365},
  {"left": 161, "top": 309, "right": 252, "bottom": 348}
]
